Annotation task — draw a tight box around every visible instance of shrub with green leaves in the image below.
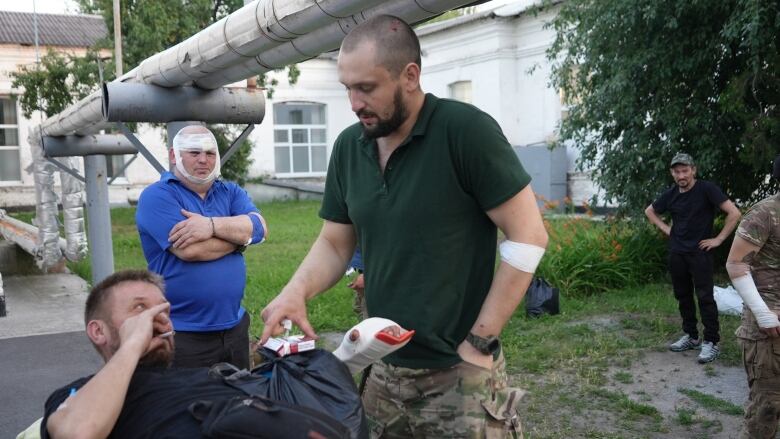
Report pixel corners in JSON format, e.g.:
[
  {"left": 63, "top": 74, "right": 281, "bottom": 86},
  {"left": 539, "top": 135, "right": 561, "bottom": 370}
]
[{"left": 537, "top": 217, "right": 667, "bottom": 296}]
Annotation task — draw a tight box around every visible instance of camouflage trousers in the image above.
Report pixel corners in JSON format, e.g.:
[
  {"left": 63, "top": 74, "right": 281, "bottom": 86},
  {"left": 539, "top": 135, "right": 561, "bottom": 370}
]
[
  {"left": 739, "top": 337, "right": 780, "bottom": 439},
  {"left": 361, "top": 349, "right": 524, "bottom": 438}
]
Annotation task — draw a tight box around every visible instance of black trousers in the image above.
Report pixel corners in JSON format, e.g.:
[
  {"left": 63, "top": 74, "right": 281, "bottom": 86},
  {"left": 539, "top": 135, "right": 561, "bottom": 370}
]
[
  {"left": 668, "top": 251, "right": 720, "bottom": 344},
  {"left": 172, "top": 312, "right": 251, "bottom": 369}
]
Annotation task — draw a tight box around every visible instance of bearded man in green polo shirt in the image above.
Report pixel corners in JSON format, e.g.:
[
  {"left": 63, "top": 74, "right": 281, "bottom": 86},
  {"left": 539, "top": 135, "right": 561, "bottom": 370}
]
[{"left": 261, "top": 14, "right": 548, "bottom": 438}]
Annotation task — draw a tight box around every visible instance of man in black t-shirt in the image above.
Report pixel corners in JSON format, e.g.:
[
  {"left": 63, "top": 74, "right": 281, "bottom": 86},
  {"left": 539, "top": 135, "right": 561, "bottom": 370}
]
[
  {"left": 40, "top": 270, "right": 237, "bottom": 439},
  {"left": 645, "top": 153, "right": 741, "bottom": 364},
  {"left": 40, "top": 270, "right": 361, "bottom": 439}
]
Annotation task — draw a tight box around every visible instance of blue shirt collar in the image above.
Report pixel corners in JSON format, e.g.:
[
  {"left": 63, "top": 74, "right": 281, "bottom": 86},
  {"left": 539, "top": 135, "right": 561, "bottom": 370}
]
[{"left": 161, "top": 171, "right": 225, "bottom": 192}]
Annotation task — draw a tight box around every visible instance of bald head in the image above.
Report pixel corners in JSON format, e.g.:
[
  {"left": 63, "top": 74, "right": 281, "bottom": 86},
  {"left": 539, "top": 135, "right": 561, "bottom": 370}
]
[{"left": 340, "top": 15, "right": 421, "bottom": 76}]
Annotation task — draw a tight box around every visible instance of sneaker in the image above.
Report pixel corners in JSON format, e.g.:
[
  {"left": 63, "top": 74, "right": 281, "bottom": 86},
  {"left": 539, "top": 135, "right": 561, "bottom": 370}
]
[
  {"left": 669, "top": 335, "right": 700, "bottom": 352},
  {"left": 697, "top": 342, "right": 720, "bottom": 364}
]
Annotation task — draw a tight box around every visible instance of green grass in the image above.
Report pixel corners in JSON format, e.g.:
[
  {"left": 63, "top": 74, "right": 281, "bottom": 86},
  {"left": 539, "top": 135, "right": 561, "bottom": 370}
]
[
  {"left": 9, "top": 201, "right": 358, "bottom": 339},
  {"left": 675, "top": 407, "right": 696, "bottom": 426},
  {"left": 614, "top": 371, "right": 633, "bottom": 384},
  {"left": 678, "top": 388, "right": 744, "bottom": 416}
]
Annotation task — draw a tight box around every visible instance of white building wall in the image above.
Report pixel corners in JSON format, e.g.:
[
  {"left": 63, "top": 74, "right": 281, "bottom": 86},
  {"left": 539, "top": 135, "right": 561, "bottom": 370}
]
[
  {"left": 248, "top": 57, "right": 354, "bottom": 179},
  {"left": 417, "top": 5, "right": 599, "bottom": 204}
]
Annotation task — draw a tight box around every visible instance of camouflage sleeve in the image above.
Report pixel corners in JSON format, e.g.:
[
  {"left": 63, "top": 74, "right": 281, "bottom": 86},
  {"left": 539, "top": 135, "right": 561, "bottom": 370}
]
[{"left": 737, "top": 203, "right": 773, "bottom": 247}]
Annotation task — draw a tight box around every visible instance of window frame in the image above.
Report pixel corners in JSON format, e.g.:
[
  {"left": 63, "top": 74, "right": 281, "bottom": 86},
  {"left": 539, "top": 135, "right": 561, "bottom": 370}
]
[
  {"left": 0, "top": 96, "right": 22, "bottom": 185},
  {"left": 273, "top": 101, "right": 328, "bottom": 178}
]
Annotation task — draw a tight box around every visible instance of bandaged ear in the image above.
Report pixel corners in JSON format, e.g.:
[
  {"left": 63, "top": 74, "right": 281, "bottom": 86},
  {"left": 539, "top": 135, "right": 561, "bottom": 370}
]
[
  {"left": 172, "top": 128, "right": 221, "bottom": 184},
  {"left": 731, "top": 272, "right": 780, "bottom": 329},
  {"left": 499, "top": 240, "right": 546, "bottom": 273},
  {"left": 332, "top": 317, "right": 414, "bottom": 375}
]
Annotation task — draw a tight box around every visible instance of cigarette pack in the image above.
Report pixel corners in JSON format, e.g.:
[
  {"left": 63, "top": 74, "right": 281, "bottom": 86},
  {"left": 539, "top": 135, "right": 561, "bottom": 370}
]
[{"left": 262, "top": 335, "right": 316, "bottom": 357}]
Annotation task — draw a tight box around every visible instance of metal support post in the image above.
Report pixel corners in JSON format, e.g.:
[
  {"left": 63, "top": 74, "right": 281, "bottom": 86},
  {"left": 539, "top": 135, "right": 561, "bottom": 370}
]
[
  {"left": 221, "top": 124, "right": 255, "bottom": 165},
  {"left": 108, "top": 153, "right": 139, "bottom": 185},
  {"left": 116, "top": 122, "right": 167, "bottom": 174},
  {"left": 84, "top": 155, "right": 114, "bottom": 285},
  {"left": 0, "top": 271, "right": 5, "bottom": 317},
  {"left": 45, "top": 158, "right": 86, "bottom": 183}
]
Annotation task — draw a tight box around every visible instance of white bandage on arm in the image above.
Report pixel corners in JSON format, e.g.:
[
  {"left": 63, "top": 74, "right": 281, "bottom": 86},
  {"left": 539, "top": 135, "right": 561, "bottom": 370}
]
[
  {"left": 732, "top": 273, "right": 780, "bottom": 328},
  {"left": 499, "top": 240, "right": 546, "bottom": 273}
]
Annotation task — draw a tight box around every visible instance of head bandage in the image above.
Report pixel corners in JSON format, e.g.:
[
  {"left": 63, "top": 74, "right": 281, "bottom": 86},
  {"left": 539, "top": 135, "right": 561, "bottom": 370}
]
[
  {"left": 172, "top": 129, "right": 221, "bottom": 185},
  {"left": 499, "top": 240, "right": 546, "bottom": 273}
]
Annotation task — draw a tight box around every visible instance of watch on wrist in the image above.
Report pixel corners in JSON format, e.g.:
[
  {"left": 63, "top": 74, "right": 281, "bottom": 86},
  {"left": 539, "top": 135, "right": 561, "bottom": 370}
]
[{"left": 466, "top": 332, "right": 500, "bottom": 355}]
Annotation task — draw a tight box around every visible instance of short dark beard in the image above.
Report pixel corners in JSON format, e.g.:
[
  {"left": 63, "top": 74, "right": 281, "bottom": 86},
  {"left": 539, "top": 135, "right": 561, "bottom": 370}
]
[
  {"left": 361, "top": 88, "right": 408, "bottom": 140},
  {"left": 138, "top": 349, "right": 173, "bottom": 368},
  {"left": 106, "top": 323, "right": 173, "bottom": 368}
]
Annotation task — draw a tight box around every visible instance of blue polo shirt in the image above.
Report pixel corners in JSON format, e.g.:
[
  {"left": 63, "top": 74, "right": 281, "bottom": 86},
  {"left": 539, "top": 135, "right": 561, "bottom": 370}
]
[{"left": 136, "top": 172, "right": 263, "bottom": 332}]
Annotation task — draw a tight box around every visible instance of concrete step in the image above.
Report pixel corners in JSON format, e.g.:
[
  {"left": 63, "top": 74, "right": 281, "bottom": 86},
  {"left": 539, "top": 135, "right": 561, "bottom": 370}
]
[{"left": 0, "top": 240, "right": 44, "bottom": 277}]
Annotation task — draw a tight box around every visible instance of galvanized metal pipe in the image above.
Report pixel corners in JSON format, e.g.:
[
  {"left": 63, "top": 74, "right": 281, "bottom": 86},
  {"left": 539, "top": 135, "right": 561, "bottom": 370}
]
[
  {"left": 84, "top": 155, "right": 114, "bottom": 284},
  {"left": 42, "top": 134, "right": 138, "bottom": 157},
  {"left": 37, "top": 0, "right": 474, "bottom": 136},
  {"left": 102, "top": 83, "right": 265, "bottom": 124}
]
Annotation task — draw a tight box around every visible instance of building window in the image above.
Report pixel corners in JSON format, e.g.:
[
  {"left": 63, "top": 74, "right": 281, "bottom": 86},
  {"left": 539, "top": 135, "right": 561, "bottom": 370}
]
[
  {"left": 449, "top": 81, "right": 472, "bottom": 104},
  {"left": 273, "top": 102, "right": 327, "bottom": 176},
  {"left": 0, "top": 98, "right": 21, "bottom": 182}
]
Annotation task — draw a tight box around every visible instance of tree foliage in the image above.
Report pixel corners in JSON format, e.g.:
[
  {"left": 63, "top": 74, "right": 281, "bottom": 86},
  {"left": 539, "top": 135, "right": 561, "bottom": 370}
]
[
  {"left": 11, "top": 49, "right": 111, "bottom": 118},
  {"left": 548, "top": 0, "right": 780, "bottom": 213}
]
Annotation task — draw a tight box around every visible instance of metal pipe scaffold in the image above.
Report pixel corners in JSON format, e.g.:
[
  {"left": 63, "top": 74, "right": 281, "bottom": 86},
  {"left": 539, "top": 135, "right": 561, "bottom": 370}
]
[{"left": 36, "top": 0, "right": 476, "bottom": 137}]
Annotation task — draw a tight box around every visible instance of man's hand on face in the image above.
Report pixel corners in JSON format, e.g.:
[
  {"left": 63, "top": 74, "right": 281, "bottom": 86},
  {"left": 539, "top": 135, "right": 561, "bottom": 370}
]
[
  {"left": 119, "top": 302, "right": 172, "bottom": 358},
  {"left": 260, "top": 290, "right": 317, "bottom": 344},
  {"left": 699, "top": 237, "right": 724, "bottom": 251},
  {"left": 169, "top": 209, "right": 213, "bottom": 249}
]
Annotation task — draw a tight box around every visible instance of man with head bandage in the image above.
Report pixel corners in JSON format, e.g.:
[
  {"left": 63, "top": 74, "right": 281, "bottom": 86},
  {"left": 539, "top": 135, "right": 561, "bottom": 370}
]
[
  {"left": 136, "top": 125, "right": 267, "bottom": 369},
  {"left": 726, "top": 155, "right": 780, "bottom": 439}
]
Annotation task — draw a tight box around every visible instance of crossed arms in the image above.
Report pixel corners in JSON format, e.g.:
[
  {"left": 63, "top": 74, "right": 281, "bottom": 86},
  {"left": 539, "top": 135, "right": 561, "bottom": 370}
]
[{"left": 167, "top": 209, "right": 267, "bottom": 262}]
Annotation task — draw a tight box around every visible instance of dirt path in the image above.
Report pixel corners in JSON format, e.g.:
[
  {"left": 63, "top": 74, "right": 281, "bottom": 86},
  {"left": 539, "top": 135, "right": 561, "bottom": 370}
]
[{"left": 605, "top": 350, "right": 746, "bottom": 438}]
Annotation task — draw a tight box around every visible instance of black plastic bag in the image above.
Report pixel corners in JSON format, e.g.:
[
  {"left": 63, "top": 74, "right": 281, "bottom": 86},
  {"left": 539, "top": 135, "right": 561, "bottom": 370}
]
[
  {"left": 212, "top": 349, "right": 368, "bottom": 439},
  {"left": 189, "top": 394, "right": 350, "bottom": 439},
  {"left": 525, "top": 277, "right": 560, "bottom": 317}
]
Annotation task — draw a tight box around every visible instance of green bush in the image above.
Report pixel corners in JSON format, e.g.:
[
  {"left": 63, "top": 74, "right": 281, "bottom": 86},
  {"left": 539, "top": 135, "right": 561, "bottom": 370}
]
[{"left": 537, "top": 216, "right": 667, "bottom": 296}]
